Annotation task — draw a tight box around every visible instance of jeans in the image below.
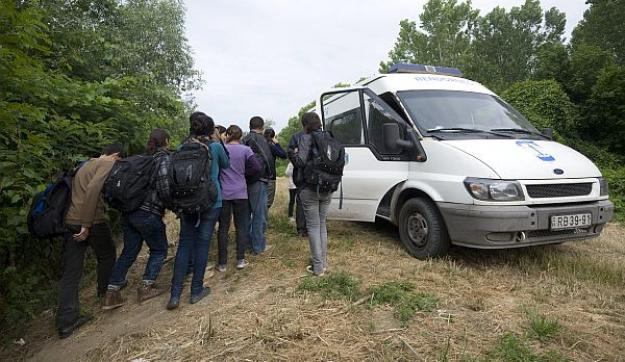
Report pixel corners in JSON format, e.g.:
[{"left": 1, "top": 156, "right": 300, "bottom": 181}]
[
  {"left": 218, "top": 199, "right": 250, "bottom": 266},
  {"left": 247, "top": 181, "right": 267, "bottom": 253},
  {"left": 170, "top": 207, "right": 221, "bottom": 299},
  {"left": 300, "top": 188, "right": 332, "bottom": 275},
  {"left": 266, "top": 179, "right": 276, "bottom": 209},
  {"left": 57, "top": 223, "right": 116, "bottom": 329},
  {"left": 295, "top": 188, "right": 307, "bottom": 234},
  {"left": 109, "top": 210, "right": 168, "bottom": 287},
  {"left": 288, "top": 188, "right": 297, "bottom": 218}
]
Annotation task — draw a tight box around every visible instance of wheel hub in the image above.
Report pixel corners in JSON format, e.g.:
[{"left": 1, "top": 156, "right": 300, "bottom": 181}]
[{"left": 407, "top": 213, "right": 429, "bottom": 247}]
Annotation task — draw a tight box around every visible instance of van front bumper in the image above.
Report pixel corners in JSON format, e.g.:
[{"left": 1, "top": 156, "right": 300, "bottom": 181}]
[{"left": 437, "top": 200, "right": 614, "bottom": 249}]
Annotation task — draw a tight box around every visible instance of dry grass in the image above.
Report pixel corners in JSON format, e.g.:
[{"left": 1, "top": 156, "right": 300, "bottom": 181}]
[{"left": 4, "top": 178, "right": 625, "bottom": 361}]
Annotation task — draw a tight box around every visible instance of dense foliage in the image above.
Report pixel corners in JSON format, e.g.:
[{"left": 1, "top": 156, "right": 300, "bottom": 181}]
[{"left": 0, "top": 0, "right": 199, "bottom": 335}]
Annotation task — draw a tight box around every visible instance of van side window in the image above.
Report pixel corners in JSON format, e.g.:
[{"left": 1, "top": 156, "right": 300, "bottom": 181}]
[
  {"left": 364, "top": 94, "right": 405, "bottom": 154},
  {"left": 323, "top": 92, "right": 365, "bottom": 145}
]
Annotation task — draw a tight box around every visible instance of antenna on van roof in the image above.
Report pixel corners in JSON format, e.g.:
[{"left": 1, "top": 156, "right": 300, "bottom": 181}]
[{"left": 388, "top": 63, "right": 463, "bottom": 77}]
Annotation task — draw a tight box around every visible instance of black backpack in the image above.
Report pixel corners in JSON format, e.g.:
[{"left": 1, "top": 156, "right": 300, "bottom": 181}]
[
  {"left": 169, "top": 139, "right": 216, "bottom": 215},
  {"left": 303, "top": 131, "right": 345, "bottom": 193},
  {"left": 27, "top": 163, "right": 83, "bottom": 238},
  {"left": 103, "top": 154, "right": 156, "bottom": 213}
]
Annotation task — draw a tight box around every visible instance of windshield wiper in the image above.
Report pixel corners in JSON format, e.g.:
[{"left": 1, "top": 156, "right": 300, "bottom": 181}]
[
  {"left": 490, "top": 128, "right": 550, "bottom": 139},
  {"left": 427, "top": 127, "right": 514, "bottom": 138}
]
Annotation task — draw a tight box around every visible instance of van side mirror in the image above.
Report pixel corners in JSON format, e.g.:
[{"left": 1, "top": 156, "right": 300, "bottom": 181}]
[
  {"left": 383, "top": 123, "right": 411, "bottom": 153},
  {"left": 542, "top": 128, "right": 554, "bottom": 140}
]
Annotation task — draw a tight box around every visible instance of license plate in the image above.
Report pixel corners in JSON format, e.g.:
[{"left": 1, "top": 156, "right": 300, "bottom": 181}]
[{"left": 550, "top": 213, "right": 592, "bottom": 230}]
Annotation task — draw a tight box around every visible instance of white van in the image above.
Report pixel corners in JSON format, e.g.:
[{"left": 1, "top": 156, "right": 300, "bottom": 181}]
[{"left": 318, "top": 63, "right": 614, "bottom": 259}]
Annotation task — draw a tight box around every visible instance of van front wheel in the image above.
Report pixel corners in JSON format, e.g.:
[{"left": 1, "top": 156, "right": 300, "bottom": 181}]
[{"left": 398, "top": 198, "right": 449, "bottom": 259}]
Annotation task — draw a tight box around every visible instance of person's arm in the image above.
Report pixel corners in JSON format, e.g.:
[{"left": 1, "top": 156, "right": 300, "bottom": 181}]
[
  {"left": 285, "top": 162, "right": 293, "bottom": 178},
  {"left": 213, "top": 142, "right": 230, "bottom": 169},
  {"left": 245, "top": 150, "right": 262, "bottom": 176},
  {"left": 80, "top": 160, "right": 114, "bottom": 228},
  {"left": 155, "top": 154, "right": 172, "bottom": 205},
  {"left": 295, "top": 134, "right": 312, "bottom": 169},
  {"left": 271, "top": 142, "right": 287, "bottom": 159}
]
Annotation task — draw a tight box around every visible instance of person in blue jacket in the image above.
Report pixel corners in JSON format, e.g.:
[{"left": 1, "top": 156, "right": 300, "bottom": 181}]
[
  {"left": 263, "top": 128, "right": 286, "bottom": 209},
  {"left": 167, "top": 112, "right": 229, "bottom": 310}
]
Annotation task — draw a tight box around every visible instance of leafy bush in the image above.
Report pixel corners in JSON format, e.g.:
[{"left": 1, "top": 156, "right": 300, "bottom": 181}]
[
  {"left": 0, "top": 1, "right": 198, "bottom": 335},
  {"left": 368, "top": 281, "right": 439, "bottom": 326},
  {"left": 502, "top": 79, "right": 578, "bottom": 137},
  {"left": 525, "top": 309, "right": 561, "bottom": 342}
]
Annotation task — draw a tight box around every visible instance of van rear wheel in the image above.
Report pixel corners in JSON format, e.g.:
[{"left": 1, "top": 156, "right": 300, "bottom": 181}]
[{"left": 398, "top": 198, "right": 449, "bottom": 259}]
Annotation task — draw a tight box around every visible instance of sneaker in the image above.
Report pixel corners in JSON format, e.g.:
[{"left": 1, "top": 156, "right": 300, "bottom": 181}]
[
  {"left": 101, "top": 289, "right": 125, "bottom": 310},
  {"left": 306, "top": 265, "right": 324, "bottom": 277},
  {"left": 190, "top": 287, "right": 211, "bottom": 304},
  {"left": 137, "top": 283, "right": 166, "bottom": 304},
  {"left": 236, "top": 259, "right": 249, "bottom": 269},
  {"left": 216, "top": 264, "right": 227, "bottom": 273},
  {"left": 289, "top": 217, "right": 295, "bottom": 224},
  {"left": 166, "top": 296, "right": 180, "bottom": 310},
  {"left": 58, "top": 314, "right": 92, "bottom": 339},
  {"left": 262, "top": 244, "right": 273, "bottom": 252}
]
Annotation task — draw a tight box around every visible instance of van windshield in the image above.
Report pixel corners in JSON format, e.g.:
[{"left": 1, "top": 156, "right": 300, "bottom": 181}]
[{"left": 398, "top": 90, "right": 540, "bottom": 139}]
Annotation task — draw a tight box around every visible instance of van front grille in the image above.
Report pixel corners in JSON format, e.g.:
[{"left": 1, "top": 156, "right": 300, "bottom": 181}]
[{"left": 526, "top": 183, "right": 593, "bottom": 198}]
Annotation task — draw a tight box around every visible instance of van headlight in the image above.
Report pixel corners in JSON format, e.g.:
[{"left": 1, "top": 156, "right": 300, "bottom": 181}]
[
  {"left": 598, "top": 177, "right": 609, "bottom": 196},
  {"left": 464, "top": 178, "right": 525, "bottom": 201}
]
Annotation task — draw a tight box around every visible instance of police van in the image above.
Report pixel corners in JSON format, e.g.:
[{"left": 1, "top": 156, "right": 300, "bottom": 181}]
[{"left": 318, "top": 63, "right": 614, "bottom": 259}]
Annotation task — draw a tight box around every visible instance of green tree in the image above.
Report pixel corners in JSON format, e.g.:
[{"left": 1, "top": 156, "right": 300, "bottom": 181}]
[
  {"left": 571, "top": 0, "right": 625, "bottom": 64},
  {"left": 379, "top": 0, "right": 478, "bottom": 72},
  {"left": 467, "top": 1, "right": 566, "bottom": 91}
]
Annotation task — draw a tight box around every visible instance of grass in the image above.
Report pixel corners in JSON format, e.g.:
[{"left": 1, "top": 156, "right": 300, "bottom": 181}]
[
  {"left": 369, "top": 281, "right": 439, "bottom": 326},
  {"left": 525, "top": 309, "right": 561, "bottom": 342},
  {"left": 297, "top": 272, "right": 361, "bottom": 301},
  {"left": 482, "top": 333, "right": 568, "bottom": 362}
]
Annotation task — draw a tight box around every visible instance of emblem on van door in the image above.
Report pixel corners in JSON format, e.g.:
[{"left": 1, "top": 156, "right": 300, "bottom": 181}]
[
  {"left": 515, "top": 140, "right": 555, "bottom": 161},
  {"left": 553, "top": 168, "right": 564, "bottom": 175}
]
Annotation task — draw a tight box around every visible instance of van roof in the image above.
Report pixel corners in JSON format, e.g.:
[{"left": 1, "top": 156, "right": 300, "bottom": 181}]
[{"left": 356, "top": 73, "right": 495, "bottom": 96}]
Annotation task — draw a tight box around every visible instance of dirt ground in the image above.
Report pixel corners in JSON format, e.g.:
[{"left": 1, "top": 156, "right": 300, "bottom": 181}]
[{"left": 2, "top": 179, "right": 624, "bottom": 361}]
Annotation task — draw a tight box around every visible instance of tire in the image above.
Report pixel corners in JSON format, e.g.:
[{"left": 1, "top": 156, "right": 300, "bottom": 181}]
[{"left": 398, "top": 197, "right": 450, "bottom": 259}]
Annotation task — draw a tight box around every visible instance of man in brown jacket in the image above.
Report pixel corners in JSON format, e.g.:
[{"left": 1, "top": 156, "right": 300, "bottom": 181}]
[{"left": 56, "top": 144, "right": 122, "bottom": 339}]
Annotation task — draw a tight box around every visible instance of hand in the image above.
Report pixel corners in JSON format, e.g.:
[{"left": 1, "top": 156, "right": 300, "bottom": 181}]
[
  {"left": 272, "top": 137, "right": 279, "bottom": 144},
  {"left": 73, "top": 227, "right": 90, "bottom": 242}
]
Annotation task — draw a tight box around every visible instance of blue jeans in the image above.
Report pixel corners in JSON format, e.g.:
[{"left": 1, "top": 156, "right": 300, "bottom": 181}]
[
  {"left": 170, "top": 207, "right": 221, "bottom": 299},
  {"left": 109, "top": 210, "right": 167, "bottom": 286},
  {"left": 247, "top": 181, "right": 267, "bottom": 253}
]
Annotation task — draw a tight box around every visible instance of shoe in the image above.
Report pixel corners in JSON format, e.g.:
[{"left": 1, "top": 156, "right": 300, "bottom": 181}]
[
  {"left": 297, "top": 231, "right": 308, "bottom": 237},
  {"left": 166, "top": 297, "right": 180, "bottom": 310},
  {"left": 190, "top": 287, "right": 211, "bottom": 304},
  {"left": 262, "top": 244, "right": 273, "bottom": 252},
  {"left": 101, "top": 289, "right": 125, "bottom": 310},
  {"left": 58, "top": 314, "right": 92, "bottom": 339},
  {"left": 289, "top": 217, "right": 295, "bottom": 224},
  {"left": 216, "top": 264, "right": 227, "bottom": 273},
  {"left": 137, "top": 283, "right": 166, "bottom": 304},
  {"left": 236, "top": 259, "right": 249, "bottom": 269},
  {"left": 306, "top": 265, "right": 325, "bottom": 277}
]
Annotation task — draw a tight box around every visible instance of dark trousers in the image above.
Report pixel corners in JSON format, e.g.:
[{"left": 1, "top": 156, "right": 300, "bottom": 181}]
[
  {"left": 57, "top": 223, "right": 116, "bottom": 329},
  {"left": 218, "top": 199, "right": 250, "bottom": 266},
  {"left": 170, "top": 207, "right": 221, "bottom": 299},
  {"left": 295, "top": 188, "right": 307, "bottom": 234},
  {"left": 109, "top": 210, "right": 168, "bottom": 286},
  {"left": 288, "top": 188, "right": 297, "bottom": 217}
]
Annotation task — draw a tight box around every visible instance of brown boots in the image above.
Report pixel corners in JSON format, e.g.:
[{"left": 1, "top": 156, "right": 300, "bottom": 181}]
[
  {"left": 137, "top": 283, "right": 165, "bottom": 304},
  {"left": 102, "top": 283, "right": 165, "bottom": 310},
  {"left": 102, "top": 289, "right": 125, "bottom": 310}
]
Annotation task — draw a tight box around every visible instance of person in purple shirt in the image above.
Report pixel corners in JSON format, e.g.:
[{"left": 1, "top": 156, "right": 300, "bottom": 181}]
[{"left": 217, "top": 125, "right": 261, "bottom": 272}]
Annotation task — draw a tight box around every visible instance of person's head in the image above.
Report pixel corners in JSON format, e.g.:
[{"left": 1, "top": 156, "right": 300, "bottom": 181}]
[
  {"left": 226, "top": 125, "right": 243, "bottom": 143},
  {"left": 189, "top": 111, "right": 214, "bottom": 137},
  {"left": 146, "top": 128, "right": 170, "bottom": 154},
  {"left": 215, "top": 125, "right": 226, "bottom": 136},
  {"left": 264, "top": 128, "right": 275, "bottom": 142},
  {"left": 302, "top": 112, "right": 322, "bottom": 133},
  {"left": 249, "top": 116, "right": 264, "bottom": 131},
  {"left": 101, "top": 143, "right": 124, "bottom": 160}
]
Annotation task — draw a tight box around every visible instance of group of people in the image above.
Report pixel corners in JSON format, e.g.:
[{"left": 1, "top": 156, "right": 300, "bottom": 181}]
[{"left": 55, "top": 111, "right": 334, "bottom": 339}]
